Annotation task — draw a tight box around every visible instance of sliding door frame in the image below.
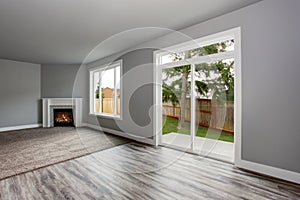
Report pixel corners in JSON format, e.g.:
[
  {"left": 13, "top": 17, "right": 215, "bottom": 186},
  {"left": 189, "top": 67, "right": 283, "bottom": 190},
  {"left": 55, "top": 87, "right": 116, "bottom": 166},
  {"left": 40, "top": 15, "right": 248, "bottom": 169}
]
[{"left": 153, "top": 27, "right": 242, "bottom": 164}]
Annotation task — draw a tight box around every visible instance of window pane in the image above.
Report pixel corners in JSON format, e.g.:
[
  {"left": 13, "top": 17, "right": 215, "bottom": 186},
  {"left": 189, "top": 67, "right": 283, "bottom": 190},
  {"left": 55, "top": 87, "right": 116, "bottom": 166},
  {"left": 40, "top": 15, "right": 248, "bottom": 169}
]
[
  {"left": 93, "top": 72, "right": 100, "bottom": 113},
  {"left": 162, "top": 65, "right": 191, "bottom": 146},
  {"left": 161, "top": 39, "right": 234, "bottom": 64},
  {"left": 101, "top": 68, "right": 114, "bottom": 115},
  {"left": 195, "top": 58, "right": 234, "bottom": 100},
  {"left": 194, "top": 58, "right": 235, "bottom": 144},
  {"left": 115, "top": 66, "right": 121, "bottom": 115}
]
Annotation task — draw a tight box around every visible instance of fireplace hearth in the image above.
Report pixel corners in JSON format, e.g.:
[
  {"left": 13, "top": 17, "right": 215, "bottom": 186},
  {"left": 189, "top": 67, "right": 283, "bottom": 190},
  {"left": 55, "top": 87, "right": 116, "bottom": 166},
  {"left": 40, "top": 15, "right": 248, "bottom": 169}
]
[{"left": 53, "top": 109, "right": 74, "bottom": 127}]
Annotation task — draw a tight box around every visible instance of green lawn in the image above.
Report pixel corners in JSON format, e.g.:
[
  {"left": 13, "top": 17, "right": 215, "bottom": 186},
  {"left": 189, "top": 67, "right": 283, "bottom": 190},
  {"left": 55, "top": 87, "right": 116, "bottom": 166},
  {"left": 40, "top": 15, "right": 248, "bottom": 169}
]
[{"left": 162, "top": 117, "right": 234, "bottom": 143}]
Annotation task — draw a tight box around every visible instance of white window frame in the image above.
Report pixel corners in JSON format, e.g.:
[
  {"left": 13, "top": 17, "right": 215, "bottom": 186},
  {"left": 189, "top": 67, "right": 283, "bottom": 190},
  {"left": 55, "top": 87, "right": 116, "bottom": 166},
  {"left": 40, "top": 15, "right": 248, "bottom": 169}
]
[
  {"left": 89, "top": 60, "right": 122, "bottom": 119},
  {"left": 153, "top": 27, "right": 241, "bottom": 165}
]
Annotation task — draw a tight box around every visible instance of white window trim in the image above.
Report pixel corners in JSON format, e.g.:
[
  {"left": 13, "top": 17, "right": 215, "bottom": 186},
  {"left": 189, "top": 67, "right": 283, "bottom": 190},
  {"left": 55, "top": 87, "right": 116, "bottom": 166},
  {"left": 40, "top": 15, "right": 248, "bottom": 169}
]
[
  {"left": 153, "top": 27, "right": 241, "bottom": 165},
  {"left": 155, "top": 29, "right": 235, "bottom": 58},
  {"left": 89, "top": 60, "right": 122, "bottom": 120},
  {"left": 159, "top": 51, "right": 235, "bottom": 69}
]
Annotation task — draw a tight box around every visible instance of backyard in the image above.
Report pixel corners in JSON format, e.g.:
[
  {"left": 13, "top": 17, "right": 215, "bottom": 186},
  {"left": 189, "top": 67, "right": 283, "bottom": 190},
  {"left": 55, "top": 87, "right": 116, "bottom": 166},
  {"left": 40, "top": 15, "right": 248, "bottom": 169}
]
[{"left": 162, "top": 117, "right": 234, "bottom": 143}]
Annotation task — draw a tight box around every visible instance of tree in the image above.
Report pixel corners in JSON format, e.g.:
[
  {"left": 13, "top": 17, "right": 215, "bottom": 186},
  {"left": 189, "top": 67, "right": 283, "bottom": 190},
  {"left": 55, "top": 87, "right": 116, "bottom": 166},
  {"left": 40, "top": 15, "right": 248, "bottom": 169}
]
[
  {"left": 162, "top": 82, "right": 179, "bottom": 116},
  {"left": 162, "top": 64, "right": 190, "bottom": 129},
  {"left": 162, "top": 40, "right": 234, "bottom": 129},
  {"left": 195, "top": 80, "right": 209, "bottom": 96},
  {"left": 95, "top": 84, "right": 105, "bottom": 99},
  {"left": 95, "top": 83, "right": 100, "bottom": 99},
  {"left": 214, "top": 60, "right": 234, "bottom": 101},
  {"left": 196, "top": 60, "right": 234, "bottom": 102},
  {"left": 162, "top": 50, "right": 191, "bottom": 129}
]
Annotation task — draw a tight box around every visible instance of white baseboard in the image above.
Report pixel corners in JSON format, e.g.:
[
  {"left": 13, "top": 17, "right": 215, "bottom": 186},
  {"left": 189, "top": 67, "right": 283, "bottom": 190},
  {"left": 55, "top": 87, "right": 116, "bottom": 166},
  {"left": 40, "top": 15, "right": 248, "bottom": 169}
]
[
  {"left": 236, "top": 159, "right": 300, "bottom": 184},
  {"left": 82, "top": 123, "right": 155, "bottom": 145},
  {"left": 84, "top": 124, "right": 299, "bottom": 184},
  {"left": 0, "top": 124, "right": 42, "bottom": 132}
]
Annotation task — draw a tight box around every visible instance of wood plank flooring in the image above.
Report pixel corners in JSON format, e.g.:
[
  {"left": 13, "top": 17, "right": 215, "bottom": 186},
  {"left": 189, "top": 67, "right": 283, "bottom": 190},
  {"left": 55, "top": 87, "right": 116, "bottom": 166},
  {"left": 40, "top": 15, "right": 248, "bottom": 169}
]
[{"left": 0, "top": 143, "right": 299, "bottom": 199}]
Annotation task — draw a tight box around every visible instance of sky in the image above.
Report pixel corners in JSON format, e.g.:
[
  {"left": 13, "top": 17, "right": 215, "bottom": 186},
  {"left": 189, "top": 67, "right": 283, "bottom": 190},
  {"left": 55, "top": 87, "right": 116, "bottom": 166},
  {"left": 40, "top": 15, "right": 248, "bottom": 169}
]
[{"left": 94, "top": 66, "right": 120, "bottom": 91}]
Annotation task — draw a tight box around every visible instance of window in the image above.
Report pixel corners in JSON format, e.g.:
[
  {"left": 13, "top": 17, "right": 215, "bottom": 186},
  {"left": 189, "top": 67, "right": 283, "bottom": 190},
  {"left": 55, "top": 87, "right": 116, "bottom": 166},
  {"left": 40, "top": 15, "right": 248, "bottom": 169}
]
[
  {"left": 89, "top": 60, "right": 122, "bottom": 119},
  {"left": 160, "top": 39, "right": 234, "bottom": 65}
]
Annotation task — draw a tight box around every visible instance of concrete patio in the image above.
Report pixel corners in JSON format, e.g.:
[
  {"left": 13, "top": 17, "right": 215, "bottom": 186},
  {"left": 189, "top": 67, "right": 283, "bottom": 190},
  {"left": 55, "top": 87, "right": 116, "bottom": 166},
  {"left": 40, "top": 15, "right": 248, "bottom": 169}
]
[{"left": 162, "top": 133, "right": 234, "bottom": 163}]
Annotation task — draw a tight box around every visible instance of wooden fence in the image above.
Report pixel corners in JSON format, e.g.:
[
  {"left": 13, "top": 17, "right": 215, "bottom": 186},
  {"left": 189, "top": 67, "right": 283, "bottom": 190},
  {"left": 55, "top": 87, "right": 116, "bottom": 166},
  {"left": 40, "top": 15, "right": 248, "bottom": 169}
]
[
  {"left": 163, "top": 98, "right": 234, "bottom": 133},
  {"left": 95, "top": 98, "right": 121, "bottom": 115}
]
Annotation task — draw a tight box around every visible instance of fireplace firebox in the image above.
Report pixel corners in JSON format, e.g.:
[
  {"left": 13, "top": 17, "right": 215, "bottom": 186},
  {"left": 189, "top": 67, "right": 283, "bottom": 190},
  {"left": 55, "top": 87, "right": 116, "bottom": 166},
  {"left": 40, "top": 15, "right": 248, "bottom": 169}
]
[{"left": 53, "top": 109, "right": 74, "bottom": 127}]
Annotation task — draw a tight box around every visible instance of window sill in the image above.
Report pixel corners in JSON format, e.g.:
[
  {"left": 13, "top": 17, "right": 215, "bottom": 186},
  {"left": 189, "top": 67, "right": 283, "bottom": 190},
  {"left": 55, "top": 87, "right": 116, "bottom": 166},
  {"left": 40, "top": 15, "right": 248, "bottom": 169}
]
[{"left": 89, "top": 113, "right": 122, "bottom": 120}]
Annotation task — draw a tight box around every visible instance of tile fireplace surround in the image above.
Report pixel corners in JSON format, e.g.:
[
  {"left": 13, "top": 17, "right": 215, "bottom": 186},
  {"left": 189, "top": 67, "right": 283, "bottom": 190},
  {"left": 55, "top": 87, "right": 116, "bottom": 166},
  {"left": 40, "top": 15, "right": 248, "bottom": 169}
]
[{"left": 42, "top": 98, "right": 82, "bottom": 127}]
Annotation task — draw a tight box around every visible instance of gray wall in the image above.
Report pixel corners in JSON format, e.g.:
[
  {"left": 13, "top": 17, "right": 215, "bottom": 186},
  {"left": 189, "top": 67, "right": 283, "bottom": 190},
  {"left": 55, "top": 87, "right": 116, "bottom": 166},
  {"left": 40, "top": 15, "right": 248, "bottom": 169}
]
[
  {"left": 84, "top": 0, "right": 300, "bottom": 173},
  {"left": 0, "top": 59, "right": 41, "bottom": 127},
  {"left": 78, "top": 49, "right": 155, "bottom": 139},
  {"left": 41, "top": 64, "right": 80, "bottom": 98}
]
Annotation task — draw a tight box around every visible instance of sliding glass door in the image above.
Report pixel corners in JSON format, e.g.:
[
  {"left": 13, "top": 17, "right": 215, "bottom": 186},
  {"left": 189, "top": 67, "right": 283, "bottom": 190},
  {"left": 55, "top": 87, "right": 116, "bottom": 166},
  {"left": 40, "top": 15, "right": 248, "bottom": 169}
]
[
  {"left": 155, "top": 31, "right": 238, "bottom": 162},
  {"left": 193, "top": 59, "right": 235, "bottom": 162}
]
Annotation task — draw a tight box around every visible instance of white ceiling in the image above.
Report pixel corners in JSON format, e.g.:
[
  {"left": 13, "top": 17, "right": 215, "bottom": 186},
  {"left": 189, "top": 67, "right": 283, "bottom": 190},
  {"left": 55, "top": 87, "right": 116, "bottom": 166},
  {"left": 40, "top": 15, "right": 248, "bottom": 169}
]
[{"left": 0, "top": 0, "right": 261, "bottom": 64}]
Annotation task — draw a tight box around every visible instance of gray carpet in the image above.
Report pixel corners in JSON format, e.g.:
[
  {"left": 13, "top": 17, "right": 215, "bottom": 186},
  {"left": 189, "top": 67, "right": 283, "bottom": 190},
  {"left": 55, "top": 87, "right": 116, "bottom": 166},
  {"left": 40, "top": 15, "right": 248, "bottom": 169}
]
[{"left": 0, "top": 127, "right": 130, "bottom": 180}]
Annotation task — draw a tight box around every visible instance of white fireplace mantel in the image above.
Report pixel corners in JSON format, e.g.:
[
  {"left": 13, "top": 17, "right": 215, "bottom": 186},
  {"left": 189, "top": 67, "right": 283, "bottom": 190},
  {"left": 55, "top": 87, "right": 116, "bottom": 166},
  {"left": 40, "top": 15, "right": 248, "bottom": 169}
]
[{"left": 42, "top": 98, "right": 82, "bottom": 127}]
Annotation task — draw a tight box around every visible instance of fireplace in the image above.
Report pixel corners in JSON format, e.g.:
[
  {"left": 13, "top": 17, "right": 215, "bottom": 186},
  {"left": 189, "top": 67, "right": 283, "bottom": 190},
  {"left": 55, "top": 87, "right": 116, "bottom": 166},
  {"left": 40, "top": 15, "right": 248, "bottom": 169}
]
[
  {"left": 53, "top": 109, "right": 74, "bottom": 127},
  {"left": 42, "top": 98, "right": 82, "bottom": 127}
]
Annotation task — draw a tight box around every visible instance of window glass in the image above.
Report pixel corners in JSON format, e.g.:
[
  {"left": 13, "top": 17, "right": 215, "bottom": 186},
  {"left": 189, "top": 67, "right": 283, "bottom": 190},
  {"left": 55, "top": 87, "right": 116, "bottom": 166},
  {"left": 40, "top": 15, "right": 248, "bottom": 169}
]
[
  {"left": 90, "top": 61, "right": 122, "bottom": 118},
  {"left": 161, "top": 39, "right": 234, "bottom": 65},
  {"left": 115, "top": 66, "right": 121, "bottom": 115},
  {"left": 93, "top": 72, "right": 100, "bottom": 113},
  {"left": 101, "top": 68, "right": 115, "bottom": 115}
]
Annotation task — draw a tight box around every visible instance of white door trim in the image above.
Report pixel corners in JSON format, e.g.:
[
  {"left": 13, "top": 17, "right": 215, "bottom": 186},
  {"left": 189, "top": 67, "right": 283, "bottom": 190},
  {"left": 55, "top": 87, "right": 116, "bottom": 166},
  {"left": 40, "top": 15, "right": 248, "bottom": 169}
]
[
  {"left": 153, "top": 27, "right": 241, "bottom": 161},
  {"left": 153, "top": 27, "right": 300, "bottom": 184}
]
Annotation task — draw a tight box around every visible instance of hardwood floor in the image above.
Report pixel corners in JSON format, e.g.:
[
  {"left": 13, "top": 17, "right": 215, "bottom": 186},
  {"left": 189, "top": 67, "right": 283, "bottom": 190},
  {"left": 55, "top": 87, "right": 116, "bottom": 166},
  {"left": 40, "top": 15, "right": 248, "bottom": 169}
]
[{"left": 0, "top": 143, "right": 299, "bottom": 199}]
